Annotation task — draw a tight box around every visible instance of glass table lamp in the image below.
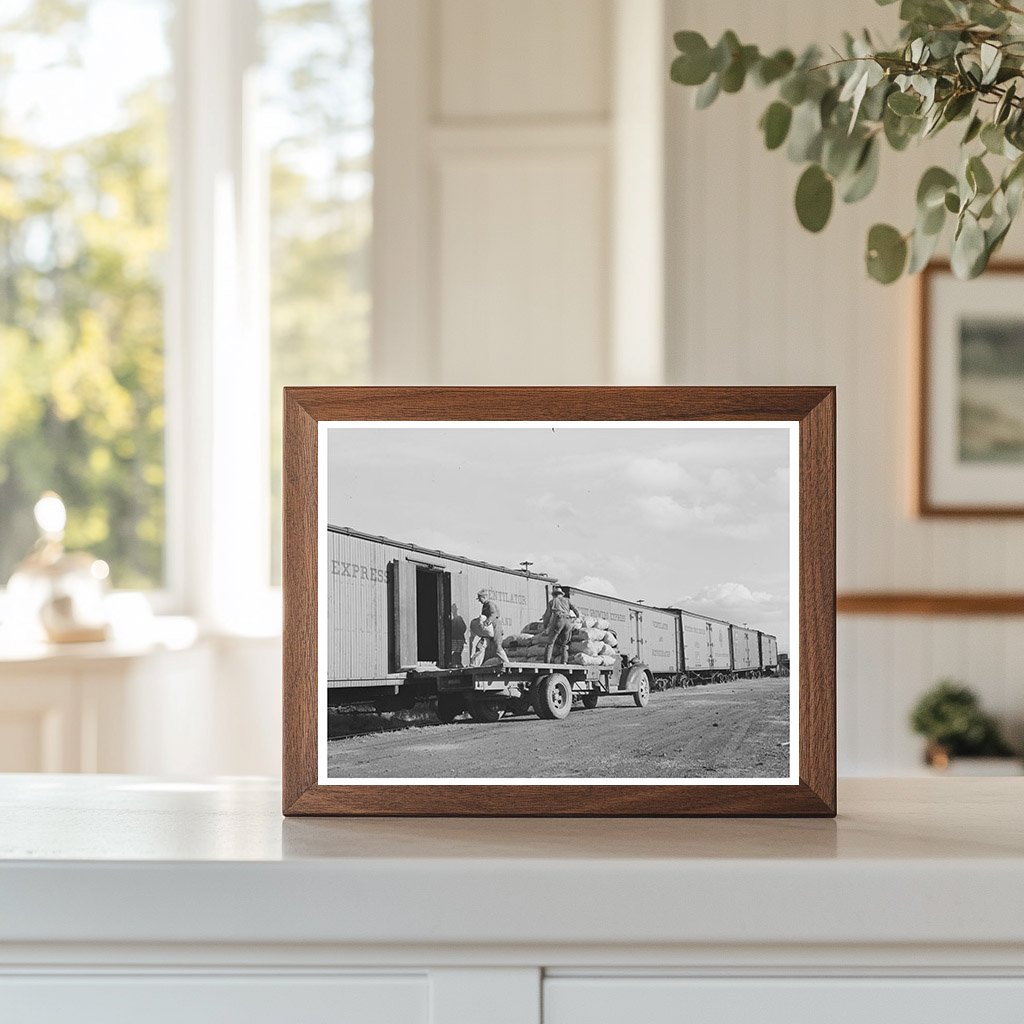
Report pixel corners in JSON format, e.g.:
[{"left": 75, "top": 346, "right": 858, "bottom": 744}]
[{"left": 5, "top": 493, "right": 111, "bottom": 644}]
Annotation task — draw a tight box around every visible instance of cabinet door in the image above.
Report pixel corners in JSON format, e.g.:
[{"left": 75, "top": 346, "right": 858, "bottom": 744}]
[
  {"left": 544, "top": 977, "right": 1024, "bottom": 1024},
  {"left": 0, "top": 974, "right": 427, "bottom": 1024}
]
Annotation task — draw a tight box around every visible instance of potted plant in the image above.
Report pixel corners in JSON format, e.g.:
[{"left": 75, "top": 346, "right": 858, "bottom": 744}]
[
  {"left": 670, "top": 0, "right": 1024, "bottom": 283},
  {"left": 909, "top": 679, "right": 1019, "bottom": 772}
]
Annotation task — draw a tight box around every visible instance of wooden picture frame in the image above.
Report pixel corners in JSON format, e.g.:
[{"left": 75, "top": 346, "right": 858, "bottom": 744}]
[
  {"left": 917, "top": 260, "right": 1024, "bottom": 517},
  {"left": 283, "top": 387, "right": 836, "bottom": 817}
]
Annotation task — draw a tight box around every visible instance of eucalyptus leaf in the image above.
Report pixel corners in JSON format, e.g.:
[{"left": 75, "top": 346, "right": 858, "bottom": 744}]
[
  {"left": 922, "top": 102, "right": 946, "bottom": 137},
  {"left": 951, "top": 212, "right": 987, "bottom": 278},
  {"left": 779, "top": 74, "right": 807, "bottom": 106},
  {"left": 970, "top": 2, "right": 1009, "bottom": 29},
  {"left": 842, "top": 137, "right": 881, "bottom": 203},
  {"left": 866, "top": 223, "right": 908, "bottom": 283},
  {"left": 861, "top": 79, "right": 892, "bottom": 122},
  {"left": 1006, "top": 172, "right": 1024, "bottom": 218},
  {"left": 981, "top": 121, "right": 1006, "bottom": 155},
  {"left": 920, "top": 200, "right": 946, "bottom": 235},
  {"left": 884, "top": 106, "right": 922, "bottom": 150},
  {"left": 787, "top": 100, "right": 823, "bottom": 162},
  {"left": 754, "top": 49, "right": 795, "bottom": 87},
  {"left": 908, "top": 222, "right": 943, "bottom": 273},
  {"left": 967, "top": 154, "right": 995, "bottom": 195},
  {"left": 721, "top": 44, "right": 759, "bottom": 93},
  {"left": 710, "top": 31, "right": 740, "bottom": 73},
  {"left": 694, "top": 73, "right": 721, "bottom": 109},
  {"left": 795, "top": 164, "right": 834, "bottom": 232},
  {"left": 888, "top": 90, "right": 921, "bottom": 115},
  {"left": 917, "top": 166, "right": 957, "bottom": 210},
  {"left": 942, "top": 92, "right": 974, "bottom": 122},
  {"left": 962, "top": 115, "right": 983, "bottom": 145},
  {"left": 1003, "top": 158, "right": 1024, "bottom": 215},
  {"left": 822, "top": 129, "right": 863, "bottom": 178},
  {"left": 760, "top": 102, "right": 793, "bottom": 150},
  {"left": 980, "top": 42, "right": 1003, "bottom": 86},
  {"left": 671, "top": 48, "right": 712, "bottom": 87},
  {"left": 996, "top": 82, "right": 1017, "bottom": 124}
]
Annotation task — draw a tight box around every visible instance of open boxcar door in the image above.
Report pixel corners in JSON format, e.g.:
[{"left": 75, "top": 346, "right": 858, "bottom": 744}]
[{"left": 388, "top": 558, "right": 419, "bottom": 671}]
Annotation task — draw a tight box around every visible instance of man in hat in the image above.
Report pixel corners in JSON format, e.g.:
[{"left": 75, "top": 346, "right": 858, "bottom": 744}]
[
  {"left": 476, "top": 589, "right": 499, "bottom": 621},
  {"left": 542, "top": 585, "right": 579, "bottom": 665}
]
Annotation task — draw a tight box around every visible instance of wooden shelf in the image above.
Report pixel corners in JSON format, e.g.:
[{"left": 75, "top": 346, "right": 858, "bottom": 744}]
[{"left": 838, "top": 592, "right": 1024, "bottom": 616}]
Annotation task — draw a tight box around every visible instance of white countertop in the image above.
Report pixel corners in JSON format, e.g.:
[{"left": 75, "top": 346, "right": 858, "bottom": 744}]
[{"left": 2, "top": 776, "right": 1022, "bottom": 951}]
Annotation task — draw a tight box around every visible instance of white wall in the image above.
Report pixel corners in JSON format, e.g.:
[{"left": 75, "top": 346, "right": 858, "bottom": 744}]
[{"left": 665, "top": 0, "right": 1024, "bottom": 772}]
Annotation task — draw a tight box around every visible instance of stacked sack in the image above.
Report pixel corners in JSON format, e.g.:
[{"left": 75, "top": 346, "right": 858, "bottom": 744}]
[
  {"left": 502, "top": 616, "right": 620, "bottom": 667},
  {"left": 501, "top": 630, "right": 549, "bottom": 662},
  {"left": 569, "top": 617, "right": 619, "bottom": 667}
]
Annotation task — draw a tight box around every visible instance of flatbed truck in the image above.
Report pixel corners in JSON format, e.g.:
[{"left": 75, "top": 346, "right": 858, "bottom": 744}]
[{"left": 411, "top": 659, "right": 653, "bottom": 723}]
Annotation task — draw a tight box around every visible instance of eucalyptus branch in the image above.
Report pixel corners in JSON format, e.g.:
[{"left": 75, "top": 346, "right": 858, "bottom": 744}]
[{"left": 670, "top": 0, "right": 1024, "bottom": 283}]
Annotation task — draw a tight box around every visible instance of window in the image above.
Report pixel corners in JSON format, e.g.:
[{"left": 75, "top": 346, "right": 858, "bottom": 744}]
[
  {"left": 0, "top": 0, "right": 374, "bottom": 615},
  {"left": 262, "top": 0, "right": 373, "bottom": 581},
  {"left": 0, "top": 0, "right": 172, "bottom": 589}
]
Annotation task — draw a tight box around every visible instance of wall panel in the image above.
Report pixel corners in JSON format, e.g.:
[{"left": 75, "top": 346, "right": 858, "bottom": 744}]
[
  {"left": 438, "top": 0, "right": 611, "bottom": 120},
  {"left": 436, "top": 150, "right": 608, "bottom": 384}
]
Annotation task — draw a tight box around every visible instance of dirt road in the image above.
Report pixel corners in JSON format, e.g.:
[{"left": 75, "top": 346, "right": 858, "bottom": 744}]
[{"left": 326, "top": 676, "right": 791, "bottom": 779}]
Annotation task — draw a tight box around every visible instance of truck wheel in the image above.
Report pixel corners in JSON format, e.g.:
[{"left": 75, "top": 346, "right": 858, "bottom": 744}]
[
  {"left": 436, "top": 694, "right": 461, "bottom": 723},
  {"left": 534, "top": 673, "right": 572, "bottom": 720},
  {"left": 582, "top": 692, "right": 599, "bottom": 710},
  {"left": 623, "top": 666, "right": 651, "bottom": 708},
  {"left": 469, "top": 699, "right": 503, "bottom": 723}
]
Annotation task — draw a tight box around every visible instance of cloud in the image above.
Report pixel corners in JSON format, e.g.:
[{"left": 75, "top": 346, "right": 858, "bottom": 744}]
[
  {"left": 624, "top": 456, "right": 695, "bottom": 491},
  {"left": 711, "top": 519, "right": 773, "bottom": 541},
  {"left": 685, "top": 581, "right": 776, "bottom": 607},
  {"left": 573, "top": 575, "right": 620, "bottom": 597},
  {"left": 677, "top": 582, "right": 790, "bottom": 645},
  {"left": 634, "top": 495, "right": 732, "bottom": 531},
  {"left": 708, "top": 467, "right": 745, "bottom": 499},
  {"left": 530, "top": 493, "right": 578, "bottom": 519}
]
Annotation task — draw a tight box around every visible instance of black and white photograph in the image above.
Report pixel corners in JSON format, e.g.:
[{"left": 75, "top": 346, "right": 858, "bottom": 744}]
[{"left": 318, "top": 422, "right": 797, "bottom": 784}]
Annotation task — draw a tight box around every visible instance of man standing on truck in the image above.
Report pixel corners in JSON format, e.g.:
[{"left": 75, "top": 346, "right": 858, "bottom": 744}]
[
  {"left": 543, "top": 585, "right": 579, "bottom": 665},
  {"left": 469, "top": 606, "right": 510, "bottom": 667}
]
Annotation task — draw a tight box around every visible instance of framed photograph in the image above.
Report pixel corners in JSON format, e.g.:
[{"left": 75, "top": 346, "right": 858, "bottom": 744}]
[
  {"left": 283, "top": 387, "right": 835, "bottom": 816},
  {"left": 918, "top": 261, "right": 1024, "bottom": 516}
]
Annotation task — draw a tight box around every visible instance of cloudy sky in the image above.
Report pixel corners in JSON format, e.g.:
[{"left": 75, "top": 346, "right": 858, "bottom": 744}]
[{"left": 326, "top": 425, "right": 793, "bottom": 650}]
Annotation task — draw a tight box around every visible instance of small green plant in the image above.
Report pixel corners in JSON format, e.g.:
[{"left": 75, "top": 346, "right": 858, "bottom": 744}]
[
  {"left": 909, "top": 679, "right": 1014, "bottom": 756},
  {"left": 670, "top": 0, "right": 1024, "bottom": 283}
]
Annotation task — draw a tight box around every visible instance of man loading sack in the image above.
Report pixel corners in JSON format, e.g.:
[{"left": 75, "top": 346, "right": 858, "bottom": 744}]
[{"left": 542, "top": 585, "right": 580, "bottom": 664}]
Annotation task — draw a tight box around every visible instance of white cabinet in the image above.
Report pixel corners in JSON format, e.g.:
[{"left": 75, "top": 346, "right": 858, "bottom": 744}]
[
  {"left": 0, "top": 631, "right": 281, "bottom": 775},
  {"left": 545, "top": 977, "right": 1024, "bottom": 1024},
  {"left": 1, "top": 778, "right": 1022, "bottom": 1024},
  {"left": 0, "top": 975, "right": 428, "bottom": 1024}
]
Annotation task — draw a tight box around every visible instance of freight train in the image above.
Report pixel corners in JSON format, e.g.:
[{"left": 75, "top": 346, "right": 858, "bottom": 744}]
[{"left": 325, "top": 526, "right": 783, "bottom": 711}]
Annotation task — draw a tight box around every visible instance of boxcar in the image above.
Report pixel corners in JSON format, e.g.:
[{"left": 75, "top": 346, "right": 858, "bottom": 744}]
[
  {"left": 676, "top": 609, "right": 733, "bottom": 680},
  {"left": 563, "top": 588, "right": 681, "bottom": 684},
  {"left": 326, "top": 526, "right": 553, "bottom": 704},
  {"left": 730, "top": 625, "right": 761, "bottom": 676},
  {"left": 759, "top": 632, "right": 779, "bottom": 674}
]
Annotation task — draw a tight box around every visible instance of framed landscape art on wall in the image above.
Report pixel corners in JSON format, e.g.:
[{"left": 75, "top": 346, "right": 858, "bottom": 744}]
[
  {"left": 282, "top": 387, "right": 836, "bottom": 817},
  {"left": 918, "top": 262, "right": 1024, "bottom": 516}
]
